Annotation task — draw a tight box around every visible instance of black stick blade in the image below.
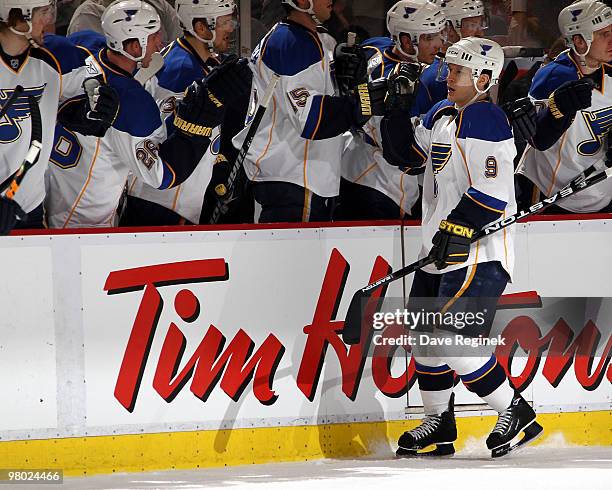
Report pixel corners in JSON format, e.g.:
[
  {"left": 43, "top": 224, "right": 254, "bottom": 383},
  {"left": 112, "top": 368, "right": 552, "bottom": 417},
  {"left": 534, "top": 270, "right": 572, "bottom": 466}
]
[{"left": 342, "top": 289, "right": 370, "bottom": 345}]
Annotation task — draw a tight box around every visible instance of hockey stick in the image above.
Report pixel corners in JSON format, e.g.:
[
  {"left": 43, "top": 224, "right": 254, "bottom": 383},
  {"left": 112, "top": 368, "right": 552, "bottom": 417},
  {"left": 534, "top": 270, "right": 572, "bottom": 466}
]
[
  {"left": 0, "top": 95, "right": 43, "bottom": 206},
  {"left": 134, "top": 52, "right": 164, "bottom": 86},
  {"left": 0, "top": 85, "right": 24, "bottom": 120},
  {"left": 342, "top": 166, "right": 612, "bottom": 344},
  {"left": 208, "top": 72, "right": 281, "bottom": 224}
]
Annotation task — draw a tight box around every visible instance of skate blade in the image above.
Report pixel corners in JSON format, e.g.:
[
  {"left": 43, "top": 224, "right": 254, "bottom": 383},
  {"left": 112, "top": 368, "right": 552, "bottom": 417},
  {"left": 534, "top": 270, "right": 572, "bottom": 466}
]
[
  {"left": 396, "top": 442, "right": 455, "bottom": 458},
  {"left": 491, "top": 421, "right": 544, "bottom": 458}
]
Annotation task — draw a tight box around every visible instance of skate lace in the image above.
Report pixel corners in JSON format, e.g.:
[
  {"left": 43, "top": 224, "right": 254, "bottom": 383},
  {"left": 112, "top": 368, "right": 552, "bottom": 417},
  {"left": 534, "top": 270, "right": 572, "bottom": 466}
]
[
  {"left": 492, "top": 409, "right": 513, "bottom": 434},
  {"left": 410, "top": 415, "right": 441, "bottom": 440}
]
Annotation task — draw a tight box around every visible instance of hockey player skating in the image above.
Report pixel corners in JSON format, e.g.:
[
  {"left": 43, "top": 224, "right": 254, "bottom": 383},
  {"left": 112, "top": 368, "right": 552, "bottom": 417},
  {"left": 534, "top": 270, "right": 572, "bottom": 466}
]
[
  {"left": 123, "top": 0, "right": 252, "bottom": 226},
  {"left": 517, "top": 0, "right": 612, "bottom": 213},
  {"left": 45, "top": 0, "right": 225, "bottom": 228},
  {"left": 336, "top": 0, "right": 446, "bottom": 220},
  {"left": 380, "top": 37, "right": 542, "bottom": 458},
  {"left": 234, "top": 0, "right": 385, "bottom": 223},
  {"left": 0, "top": 0, "right": 118, "bottom": 233}
]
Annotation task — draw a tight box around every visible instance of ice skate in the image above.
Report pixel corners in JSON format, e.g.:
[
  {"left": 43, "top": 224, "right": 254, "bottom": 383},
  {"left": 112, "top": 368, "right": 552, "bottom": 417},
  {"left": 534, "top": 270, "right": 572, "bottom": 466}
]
[
  {"left": 486, "top": 392, "right": 544, "bottom": 458},
  {"left": 396, "top": 394, "right": 457, "bottom": 457}
]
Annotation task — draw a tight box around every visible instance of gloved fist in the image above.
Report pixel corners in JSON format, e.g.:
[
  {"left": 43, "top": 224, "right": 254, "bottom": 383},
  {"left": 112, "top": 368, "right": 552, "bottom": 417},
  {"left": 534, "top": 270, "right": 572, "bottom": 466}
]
[
  {"left": 0, "top": 196, "right": 23, "bottom": 235},
  {"left": 386, "top": 61, "right": 421, "bottom": 114},
  {"left": 430, "top": 219, "right": 474, "bottom": 270},
  {"left": 83, "top": 78, "right": 120, "bottom": 126},
  {"left": 548, "top": 78, "right": 594, "bottom": 119},
  {"left": 334, "top": 42, "right": 368, "bottom": 95},
  {"left": 206, "top": 55, "right": 253, "bottom": 106},
  {"left": 503, "top": 96, "right": 537, "bottom": 142},
  {"left": 352, "top": 78, "right": 387, "bottom": 126},
  {"left": 174, "top": 79, "right": 225, "bottom": 139}
]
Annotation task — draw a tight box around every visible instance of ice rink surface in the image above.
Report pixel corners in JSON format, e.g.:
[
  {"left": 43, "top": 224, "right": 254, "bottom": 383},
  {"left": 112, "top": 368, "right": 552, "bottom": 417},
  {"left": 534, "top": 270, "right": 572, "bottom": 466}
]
[{"left": 49, "top": 442, "right": 610, "bottom": 490}]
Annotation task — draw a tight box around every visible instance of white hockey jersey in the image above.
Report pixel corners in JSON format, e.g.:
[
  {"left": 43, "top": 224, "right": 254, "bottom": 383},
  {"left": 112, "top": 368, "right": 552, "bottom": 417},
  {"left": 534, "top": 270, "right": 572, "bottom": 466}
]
[
  {"left": 0, "top": 35, "right": 98, "bottom": 214},
  {"left": 519, "top": 50, "right": 612, "bottom": 212},
  {"left": 46, "top": 35, "right": 179, "bottom": 228},
  {"left": 234, "top": 20, "right": 344, "bottom": 198},
  {"left": 414, "top": 99, "right": 517, "bottom": 278},
  {"left": 341, "top": 37, "right": 421, "bottom": 216},
  {"left": 128, "top": 37, "right": 221, "bottom": 224}
]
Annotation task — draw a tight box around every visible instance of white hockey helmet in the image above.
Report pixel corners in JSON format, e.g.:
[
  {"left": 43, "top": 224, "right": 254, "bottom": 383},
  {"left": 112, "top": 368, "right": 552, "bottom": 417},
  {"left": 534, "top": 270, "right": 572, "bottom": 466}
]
[
  {"left": 101, "top": 0, "right": 161, "bottom": 62},
  {"left": 175, "top": 0, "right": 236, "bottom": 48},
  {"left": 0, "top": 0, "right": 55, "bottom": 42},
  {"left": 433, "top": 0, "right": 486, "bottom": 31},
  {"left": 444, "top": 37, "right": 503, "bottom": 93},
  {"left": 559, "top": 0, "right": 612, "bottom": 57},
  {"left": 387, "top": 0, "right": 447, "bottom": 59}
]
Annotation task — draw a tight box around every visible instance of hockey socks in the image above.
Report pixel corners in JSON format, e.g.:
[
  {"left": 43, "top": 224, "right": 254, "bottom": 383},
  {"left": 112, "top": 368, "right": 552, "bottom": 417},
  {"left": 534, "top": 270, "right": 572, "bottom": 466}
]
[{"left": 458, "top": 355, "right": 514, "bottom": 412}]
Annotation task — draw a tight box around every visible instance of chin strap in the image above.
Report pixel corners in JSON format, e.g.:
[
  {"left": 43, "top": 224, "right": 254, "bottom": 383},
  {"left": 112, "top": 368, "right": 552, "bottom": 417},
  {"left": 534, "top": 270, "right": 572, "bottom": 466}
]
[{"left": 9, "top": 23, "right": 40, "bottom": 48}]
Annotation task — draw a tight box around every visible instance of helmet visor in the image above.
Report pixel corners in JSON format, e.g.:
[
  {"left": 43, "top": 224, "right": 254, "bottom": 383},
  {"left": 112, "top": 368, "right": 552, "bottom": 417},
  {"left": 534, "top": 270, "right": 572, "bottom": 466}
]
[{"left": 436, "top": 61, "right": 475, "bottom": 87}]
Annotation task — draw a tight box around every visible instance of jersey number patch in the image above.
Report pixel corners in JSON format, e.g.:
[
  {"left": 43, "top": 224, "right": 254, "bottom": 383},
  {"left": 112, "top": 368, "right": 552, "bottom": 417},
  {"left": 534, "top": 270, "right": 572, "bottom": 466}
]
[
  {"left": 136, "top": 140, "right": 159, "bottom": 169},
  {"left": 289, "top": 88, "right": 310, "bottom": 108},
  {"left": 485, "top": 156, "right": 498, "bottom": 178},
  {"left": 50, "top": 125, "right": 83, "bottom": 169}
]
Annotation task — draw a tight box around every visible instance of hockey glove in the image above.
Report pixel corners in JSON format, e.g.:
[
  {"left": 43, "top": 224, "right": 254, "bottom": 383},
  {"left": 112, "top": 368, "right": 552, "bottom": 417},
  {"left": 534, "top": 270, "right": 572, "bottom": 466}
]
[
  {"left": 334, "top": 42, "right": 368, "bottom": 95},
  {"left": 83, "top": 78, "right": 120, "bottom": 127},
  {"left": 430, "top": 219, "right": 474, "bottom": 270},
  {"left": 502, "top": 96, "right": 537, "bottom": 142},
  {"left": 386, "top": 62, "right": 421, "bottom": 114},
  {"left": 548, "top": 78, "right": 593, "bottom": 119},
  {"left": 352, "top": 78, "right": 387, "bottom": 126},
  {"left": 0, "top": 196, "right": 23, "bottom": 235},
  {"left": 206, "top": 55, "right": 253, "bottom": 107},
  {"left": 174, "top": 79, "right": 225, "bottom": 140}
]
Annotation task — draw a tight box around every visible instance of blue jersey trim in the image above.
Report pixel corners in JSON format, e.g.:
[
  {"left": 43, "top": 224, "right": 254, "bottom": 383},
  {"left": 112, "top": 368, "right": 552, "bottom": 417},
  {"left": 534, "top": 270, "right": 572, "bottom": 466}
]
[
  {"left": 414, "top": 362, "right": 453, "bottom": 374},
  {"left": 466, "top": 187, "right": 507, "bottom": 213},
  {"left": 261, "top": 22, "right": 324, "bottom": 76},
  {"left": 456, "top": 102, "right": 513, "bottom": 142},
  {"left": 302, "top": 95, "right": 324, "bottom": 139},
  {"left": 43, "top": 33, "right": 88, "bottom": 74},
  {"left": 422, "top": 99, "right": 454, "bottom": 130},
  {"left": 66, "top": 30, "right": 108, "bottom": 58},
  {"left": 529, "top": 51, "right": 580, "bottom": 100}
]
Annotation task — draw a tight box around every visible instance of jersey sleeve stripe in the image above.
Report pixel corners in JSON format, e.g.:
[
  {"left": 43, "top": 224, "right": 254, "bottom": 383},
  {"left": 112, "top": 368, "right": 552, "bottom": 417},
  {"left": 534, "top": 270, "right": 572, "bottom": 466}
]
[
  {"left": 302, "top": 95, "right": 325, "bottom": 140},
  {"left": 159, "top": 160, "right": 177, "bottom": 189},
  {"left": 460, "top": 355, "right": 497, "bottom": 383},
  {"left": 465, "top": 187, "right": 506, "bottom": 213}
]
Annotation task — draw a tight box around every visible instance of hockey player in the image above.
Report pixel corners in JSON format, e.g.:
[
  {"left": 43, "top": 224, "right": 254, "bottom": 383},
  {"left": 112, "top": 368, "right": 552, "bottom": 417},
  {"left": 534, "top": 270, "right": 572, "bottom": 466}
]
[
  {"left": 234, "top": 0, "right": 386, "bottom": 223},
  {"left": 517, "top": 0, "right": 612, "bottom": 213},
  {"left": 45, "top": 0, "right": 226, "bottom": 228},
  {"left": 122, "top": 0, "right": 252, "bottom": 226},
  {"left": 381, "top": 38, "right": 542, "bottom": 458},
  {"left": 336, "top": 0, "right": 446, "bottom": 220},
  {"left": 0, "top": 0, "right": 118, "bottom": 233},
  {"left": 417, "top": 0, "right": 488, "bottom": 117}
]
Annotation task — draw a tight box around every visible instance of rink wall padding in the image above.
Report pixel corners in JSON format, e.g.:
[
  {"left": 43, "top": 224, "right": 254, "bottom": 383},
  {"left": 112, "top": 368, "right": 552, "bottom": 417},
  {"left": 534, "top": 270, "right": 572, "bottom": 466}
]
[{"left": 0, "top": 218, "right": 610, "bottom": 476}]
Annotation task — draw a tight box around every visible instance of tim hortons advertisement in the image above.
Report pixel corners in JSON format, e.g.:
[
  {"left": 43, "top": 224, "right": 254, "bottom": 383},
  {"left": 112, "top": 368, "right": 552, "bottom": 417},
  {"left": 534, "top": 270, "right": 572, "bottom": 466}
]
[{"left": 75, "top": 224, "right": 610, "bottom": 434}]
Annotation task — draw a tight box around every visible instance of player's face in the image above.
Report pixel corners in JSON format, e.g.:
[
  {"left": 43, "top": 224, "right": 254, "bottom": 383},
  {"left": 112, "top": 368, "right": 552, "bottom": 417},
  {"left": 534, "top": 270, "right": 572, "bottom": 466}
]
[
  {"left": 418, "top": 32, "right": 444, "bottom": 64},
  {"left": 460, "top": 16, "right": 485, "bottom": 38},
  {"left": 14, "top": 5, "right": 55, "bottom": 45},
  {"left": 588, "top": 24, "right": 612, "bottom": 64},
  {"left": 446, "top": 63, "right": 477, "bottom": 104},
  {"left": 213, "top": 14, "right": 237, "bottom": 53},
  {"left": 446, "top": 24, "right": 460, "bottom": 45},
  {"left": 311, "top": 0, "right": 333, "bottom": 23},
  {"left": 141, "top": 31, "right": 162, "bottom": 67}
]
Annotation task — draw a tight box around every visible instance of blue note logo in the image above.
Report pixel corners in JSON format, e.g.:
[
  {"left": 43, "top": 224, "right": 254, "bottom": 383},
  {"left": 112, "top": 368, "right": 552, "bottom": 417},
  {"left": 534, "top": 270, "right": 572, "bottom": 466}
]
[
  {"left": 403, "top": 7, "right": 417, "bottom": 18},
  {"left": 571, "top": 9, "right": 583, "bottom": 22},
  {"left": 577, "top": 106, "right": 612, "bottom": 156},
  {"left": 480, "top": 44, "right": 493, "bottom": 56},
  {"left": 0, "top": 85, "right": 45, "bottom": 144},
  {"left": 431, "top": 143, "right": 452, "bottom": 174}
]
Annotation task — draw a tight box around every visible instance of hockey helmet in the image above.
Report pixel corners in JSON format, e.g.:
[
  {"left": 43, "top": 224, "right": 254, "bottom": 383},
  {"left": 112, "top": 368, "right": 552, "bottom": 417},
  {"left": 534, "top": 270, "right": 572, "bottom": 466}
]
[
  {"left": 387, "top": 0, "right": 447, "bottom": 59},
  {"left": 0, "top": 0, "right": 56, "bottom": 41},
  {"left": 559, "top": 0, "right": 612, "bottom": 57},
  {"left": 175, "top": 0, "right": 237, "bottom": 49},
  {"left": 441, "top": 36, "right": 503, "bottom": 93},
  {"left": 101, "top": 0, "right": 161, "bottom": 62},
  {"left": 432, "top": 0, "right": 487, "bottom": 32}
]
